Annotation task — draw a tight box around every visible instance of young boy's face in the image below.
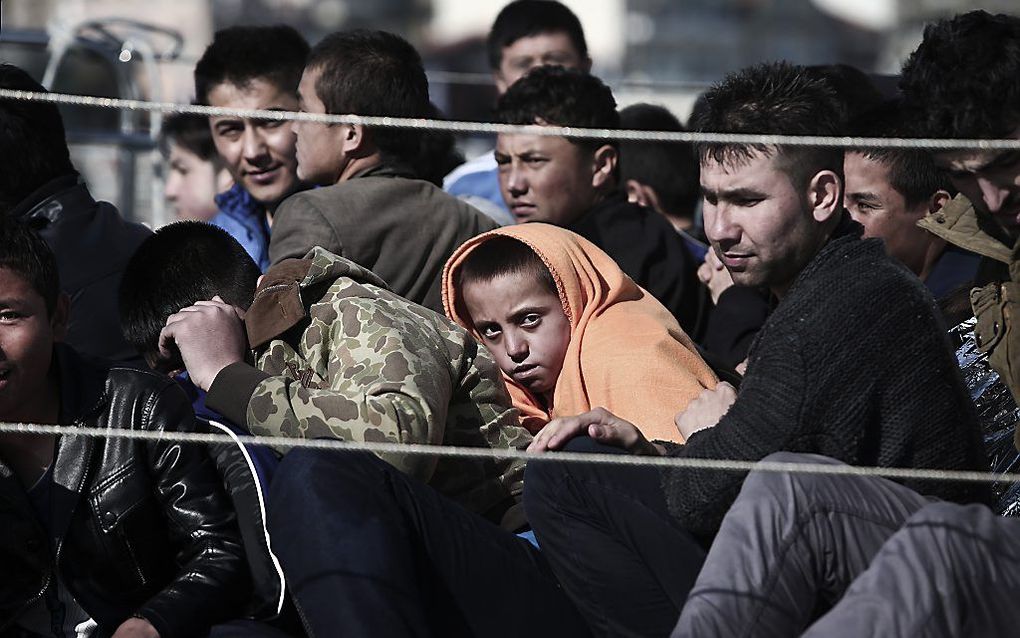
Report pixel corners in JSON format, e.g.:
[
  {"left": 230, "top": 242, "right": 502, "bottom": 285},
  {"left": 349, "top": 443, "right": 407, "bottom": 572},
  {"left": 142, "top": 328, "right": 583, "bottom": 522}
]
[
  {"left": 207, "top": 77, "right": 301, "bottom": 209},
  {"left": 0, "top": 267, "right": 65, "bottom": 422},
  {"left": 461, "top": 270, "right": 571, "bottom": 401}
]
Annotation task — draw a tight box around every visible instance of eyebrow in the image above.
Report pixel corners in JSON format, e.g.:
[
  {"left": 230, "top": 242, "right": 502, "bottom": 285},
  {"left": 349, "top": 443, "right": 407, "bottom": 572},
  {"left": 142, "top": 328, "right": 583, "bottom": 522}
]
[
  {"left": 701, "top": 186, "right": 766, "bottom": 200},
  {"left": 846, "top": 190, "right": 881, "bottom": 201}
]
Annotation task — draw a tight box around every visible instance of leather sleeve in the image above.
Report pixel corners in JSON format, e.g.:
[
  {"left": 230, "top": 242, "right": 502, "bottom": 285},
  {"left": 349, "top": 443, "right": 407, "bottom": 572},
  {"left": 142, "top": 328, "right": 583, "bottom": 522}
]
[
  {"left": 133, "top": 382, "right": 251, "bottom": 638},
  {"left": 268, "top": 195, "right": 343, "bottom": 266}
]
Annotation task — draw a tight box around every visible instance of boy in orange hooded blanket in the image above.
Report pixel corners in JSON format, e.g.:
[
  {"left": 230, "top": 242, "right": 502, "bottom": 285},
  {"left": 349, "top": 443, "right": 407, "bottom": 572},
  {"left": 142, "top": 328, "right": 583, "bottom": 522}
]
[{"left": 443, "top": 222, "right": 717, "bottom": 442}]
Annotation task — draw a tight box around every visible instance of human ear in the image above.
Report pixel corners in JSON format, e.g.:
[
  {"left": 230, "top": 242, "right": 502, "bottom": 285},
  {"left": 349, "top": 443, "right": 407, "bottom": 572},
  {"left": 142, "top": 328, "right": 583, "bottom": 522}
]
[
  {"left": 343, "top": 123, "right": 366, "bottom": 154},
  {"left": 928, "top": 189, "right": 952, "bottom": 214},
  {"left": 494, "top": 71, "right": 509, "bottom": 95},
  {"left": 50, "top": 293, "right": 70, "bottom": 342},
  {"left": 807, "top": 170, "right": 842, "bottom": 223},
  {"left": 592, "top": 144, "right": 618, "bottom": 190}
]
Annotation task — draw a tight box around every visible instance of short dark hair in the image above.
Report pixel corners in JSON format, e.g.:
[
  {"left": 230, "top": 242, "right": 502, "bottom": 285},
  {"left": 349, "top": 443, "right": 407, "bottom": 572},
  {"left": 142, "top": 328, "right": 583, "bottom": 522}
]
[
  {"left": 158, "top": 113, "right": 217, "bottom": 161},
  {"left": 494, "top": 65, "right": 619, "bottom": 152},
  {"left": 487, "top": 0, "right": 588, "bottom": 71},
  {"left": 849, "top": 100, "right": 955, "bottom": 208},
  {"left": 306, "top": 29, "right": 429, "bottom": 162},
  {"left": 804, "top": 64, "right": 885, "bottom": 125},
  {"left": 194, "top": 25, "right": 309, "bottom": 105},
  {"left": 412, "top": 103, "right": 465, "bottom": 187},
  {"left": 0, "top": 64, "right": 75, "bottom": 211},
  {"left": 901, "top": 11, "right": 1020, "bottom": 139},
  {"left": 0, "top": 216, "right": 60, "bottom": 316},
  {"left": 456, "top": 236, "right": 558, "bottom": 301},
  {"left": 691, "top": 61, "right": 845, "bottom": 191},
  {"left": 618, "top": 103, "right": 699, "bottom": 221},
  {"left": 119, "top": 222, "right": 261, "bottom": 370}
]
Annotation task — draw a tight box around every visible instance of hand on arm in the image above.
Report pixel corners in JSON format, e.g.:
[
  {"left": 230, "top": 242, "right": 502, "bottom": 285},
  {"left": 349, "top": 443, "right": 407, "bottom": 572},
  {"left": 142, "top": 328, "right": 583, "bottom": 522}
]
[
  {"left": 698, "top": 249, "right": 735, "bottom": 305},
  {"left": 674, "top": 382, "right": 738, "bottom": 440},
  {"left": 158, "top": 297, "right": 247, "bottom": 391},
  {"left": 527, "top": 407, "right": 662, "bottom": 456}
]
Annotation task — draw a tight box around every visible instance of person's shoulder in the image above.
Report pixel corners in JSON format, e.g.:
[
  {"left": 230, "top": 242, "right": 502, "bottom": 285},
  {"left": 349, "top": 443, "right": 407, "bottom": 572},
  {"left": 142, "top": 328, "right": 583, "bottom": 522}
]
[{"left": 443, "top": 150, "right": 497, "bottom": 188}]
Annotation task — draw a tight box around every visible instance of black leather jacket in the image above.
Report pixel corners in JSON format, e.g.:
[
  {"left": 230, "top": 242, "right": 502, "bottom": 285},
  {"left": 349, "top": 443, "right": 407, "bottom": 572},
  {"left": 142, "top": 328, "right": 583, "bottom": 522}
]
[{"left": 0, "top": 346, "right": 250, "bottom": 638}]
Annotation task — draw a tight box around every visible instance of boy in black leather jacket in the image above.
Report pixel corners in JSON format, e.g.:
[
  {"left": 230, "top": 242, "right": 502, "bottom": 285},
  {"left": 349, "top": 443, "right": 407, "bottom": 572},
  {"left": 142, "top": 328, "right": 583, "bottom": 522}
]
[{"left": 0, "top": 218, "right": 251, "bottom": 637}]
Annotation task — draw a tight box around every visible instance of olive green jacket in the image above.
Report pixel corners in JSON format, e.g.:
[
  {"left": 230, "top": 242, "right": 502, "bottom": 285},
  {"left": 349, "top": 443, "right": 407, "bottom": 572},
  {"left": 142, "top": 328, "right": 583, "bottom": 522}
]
[
  {"left": 207, "top": 247, "right": 531, "bottom": 522},
  {"left": 920, "top": 195, "right": 1020, "bottom": 448}
]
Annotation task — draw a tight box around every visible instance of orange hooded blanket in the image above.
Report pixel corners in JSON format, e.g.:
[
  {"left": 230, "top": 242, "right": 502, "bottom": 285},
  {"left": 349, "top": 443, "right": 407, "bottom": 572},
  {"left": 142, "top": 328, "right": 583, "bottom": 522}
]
[{"left": 442, "top": 223, "right": 717, "bottom": 442}]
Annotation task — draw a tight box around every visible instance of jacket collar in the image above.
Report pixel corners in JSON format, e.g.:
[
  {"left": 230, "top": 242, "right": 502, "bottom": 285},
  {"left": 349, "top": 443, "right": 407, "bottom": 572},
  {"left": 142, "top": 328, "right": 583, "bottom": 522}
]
[
  {"left": 917, "top": 194, "right": 1014, "bottom": 265},
  {"left": 9, "top": 174, "right": 90, "bottom": 227},
  {"left": 349, "top": 161, "right": 415, "bottom": 181},
  {"left": 245, "top": 259, "right": 314, "bottom": 349}
]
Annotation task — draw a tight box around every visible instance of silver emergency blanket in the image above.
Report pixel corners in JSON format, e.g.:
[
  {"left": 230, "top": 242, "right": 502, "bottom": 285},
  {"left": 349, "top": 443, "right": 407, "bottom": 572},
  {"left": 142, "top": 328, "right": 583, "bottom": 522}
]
[{"left": 951, "top": 317, "right": 1020, "bottom": 516}]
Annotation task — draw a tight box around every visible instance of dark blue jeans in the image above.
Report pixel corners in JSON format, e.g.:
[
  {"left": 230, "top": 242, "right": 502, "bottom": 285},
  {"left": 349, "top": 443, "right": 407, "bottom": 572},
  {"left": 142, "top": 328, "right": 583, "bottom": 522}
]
[
  {"left": 267, "top": 448, "right": 590, "bottom": 638},
  {"left": 524, "top": 437, "right": 708, "bottom": 638}
]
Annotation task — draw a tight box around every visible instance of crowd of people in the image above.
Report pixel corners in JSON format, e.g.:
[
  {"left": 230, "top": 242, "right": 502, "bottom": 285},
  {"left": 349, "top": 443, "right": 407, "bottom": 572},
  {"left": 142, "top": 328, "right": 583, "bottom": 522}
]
[{"left": 2, "top": 1, "right": 1020, "bottom": 636}]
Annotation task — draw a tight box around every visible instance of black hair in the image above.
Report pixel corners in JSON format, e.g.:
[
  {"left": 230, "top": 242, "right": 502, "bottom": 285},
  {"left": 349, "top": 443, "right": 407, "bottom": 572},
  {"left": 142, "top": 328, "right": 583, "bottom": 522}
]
[
  {"left": 849, "top": 100, "right": 955, "bottom": 207},
  {"left": 901, "top": 11, "right": 1020, "bottom": 139},
  {"left": 411, "top": 102, "right": 465, "bottom": 187},
  {"left": 618, "top": 103, "right": 699, "bottom": 221},
  {"left": 494, "top": 65, "right": 619, "bottom": 152},
  {"left": 456, "top": 236, "right": 558, "bottom": 300},
  {"left": 0, "top": 64, "right": 76, "bottom": 211},
  {"left": 0, "top": 216, "right": 60, "bottom": 316},
  {"left": 804, "top": 64, "right": 885, "bottom": 125},
  {"left": 691, "top": 61, "right": 845, "bottom": 192},
  {"left": 194, "top": 25, "right": 309, "bottom": 105},
  {"left": 487, "top": 0, "right": 588, "bottom": 71},
  {"left": 119, "top": 221, "right": 261, "bottom": 369},
  {"left": 306, "top": 29, "right": 429, "bottom": 162},
  {"left": 158, "top": 112, "right": 217, "bottom": 161}
]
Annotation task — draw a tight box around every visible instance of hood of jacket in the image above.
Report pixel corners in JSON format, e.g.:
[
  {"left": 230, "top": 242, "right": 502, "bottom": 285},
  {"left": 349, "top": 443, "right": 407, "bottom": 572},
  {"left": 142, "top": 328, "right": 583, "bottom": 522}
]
[{"left": 245, "top": 247, "right": 389, "bottom": 349}]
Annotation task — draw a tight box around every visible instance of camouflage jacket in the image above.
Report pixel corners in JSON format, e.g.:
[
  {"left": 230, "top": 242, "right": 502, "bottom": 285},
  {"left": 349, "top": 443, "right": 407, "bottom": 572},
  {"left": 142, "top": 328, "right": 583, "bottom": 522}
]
[{"left": 207, "top": 248, "right": 531, "bottom": 521}]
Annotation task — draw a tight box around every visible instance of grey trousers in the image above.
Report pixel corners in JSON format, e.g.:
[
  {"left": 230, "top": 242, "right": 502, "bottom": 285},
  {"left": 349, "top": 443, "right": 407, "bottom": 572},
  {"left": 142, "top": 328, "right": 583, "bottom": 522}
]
[{"left": 674, "top": 452, "right": 1020, "bottom": 638}]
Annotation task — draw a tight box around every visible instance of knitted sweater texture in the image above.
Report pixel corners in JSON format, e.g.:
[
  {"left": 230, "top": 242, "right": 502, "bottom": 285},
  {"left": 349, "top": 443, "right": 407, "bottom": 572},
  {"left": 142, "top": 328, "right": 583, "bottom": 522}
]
[{"left": 663, "top": 220, "right": 989, "bottom": 538}]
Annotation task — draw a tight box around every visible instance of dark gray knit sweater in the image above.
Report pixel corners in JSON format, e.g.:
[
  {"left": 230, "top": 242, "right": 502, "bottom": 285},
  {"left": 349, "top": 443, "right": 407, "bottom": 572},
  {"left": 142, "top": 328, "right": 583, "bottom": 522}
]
[{"left": 663, "top": 217, "right": 989, "bottom": 538}]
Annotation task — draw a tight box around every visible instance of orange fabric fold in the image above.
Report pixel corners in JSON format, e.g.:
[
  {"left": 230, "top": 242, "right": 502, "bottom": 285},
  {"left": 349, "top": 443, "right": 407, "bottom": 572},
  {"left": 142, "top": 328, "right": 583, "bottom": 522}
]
[{"left": 442, "top": 223, "right": 718, "bottom": 442}]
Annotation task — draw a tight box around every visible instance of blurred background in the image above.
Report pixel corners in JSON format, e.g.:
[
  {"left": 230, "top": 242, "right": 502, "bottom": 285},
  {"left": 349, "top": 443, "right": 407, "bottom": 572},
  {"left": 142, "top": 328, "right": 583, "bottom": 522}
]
[{"left": 2, "top": 0, "right": 1017, "bottom": 227}]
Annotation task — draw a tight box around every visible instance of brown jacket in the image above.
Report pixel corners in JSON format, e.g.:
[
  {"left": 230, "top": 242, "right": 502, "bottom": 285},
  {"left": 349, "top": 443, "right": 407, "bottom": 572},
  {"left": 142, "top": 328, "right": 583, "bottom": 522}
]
[
  {"left": 269, "top": 164, "right": 498, "bottom": 314},
  {"left": 919, "top": 194, "right": 1020, "bottom": 448}
]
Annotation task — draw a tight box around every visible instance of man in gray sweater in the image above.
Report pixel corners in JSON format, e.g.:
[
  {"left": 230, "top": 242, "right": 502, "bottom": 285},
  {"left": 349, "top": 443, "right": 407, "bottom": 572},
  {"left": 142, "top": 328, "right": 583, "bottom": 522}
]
[
  {"left": 522, "top": 61, "right": 988, "bottom": 638},
  {"left": 270, "top": 29, "right": 497, "bottom": 313}
]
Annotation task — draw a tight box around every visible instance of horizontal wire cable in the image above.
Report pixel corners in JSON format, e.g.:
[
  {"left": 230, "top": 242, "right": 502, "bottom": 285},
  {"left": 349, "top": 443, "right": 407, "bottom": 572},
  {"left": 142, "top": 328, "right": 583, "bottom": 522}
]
[
  {"left": 2, "top": 86, "right": 1016, "bottom": 485},
  {"left": 4, "top": 88, "right": 1020, "bottom": 150},
  {"left": 0, "top": 420, "right": 1016, "bottom": 484},
  {"left": 425, "top": 69, "right": 713, "bottom": 90}
]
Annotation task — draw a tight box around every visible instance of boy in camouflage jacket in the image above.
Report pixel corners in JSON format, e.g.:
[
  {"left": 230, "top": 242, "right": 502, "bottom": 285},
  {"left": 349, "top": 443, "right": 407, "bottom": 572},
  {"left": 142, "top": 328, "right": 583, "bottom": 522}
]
[{"left": 157, "top": 229, "right": 531, "bottom": 523}]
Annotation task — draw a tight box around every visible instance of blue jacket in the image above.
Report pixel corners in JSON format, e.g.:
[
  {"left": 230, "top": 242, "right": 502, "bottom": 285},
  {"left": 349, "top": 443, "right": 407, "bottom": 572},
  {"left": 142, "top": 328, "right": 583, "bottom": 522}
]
[
  {"left": 175, "top": 373, "right": 285, "bottom": 620},
  {"left": 212, "top": 185, "right": 271, "bottom": 272}
]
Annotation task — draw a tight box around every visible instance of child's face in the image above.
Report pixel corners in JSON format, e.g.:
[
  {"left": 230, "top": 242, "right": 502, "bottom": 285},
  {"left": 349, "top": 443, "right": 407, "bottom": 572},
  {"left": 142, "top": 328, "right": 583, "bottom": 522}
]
[
  {"left": 0, "top": 268, "right": 66, "bottom": 422},
  {"left": 462, "top": 271, "right": 571, "bottom": 401}
]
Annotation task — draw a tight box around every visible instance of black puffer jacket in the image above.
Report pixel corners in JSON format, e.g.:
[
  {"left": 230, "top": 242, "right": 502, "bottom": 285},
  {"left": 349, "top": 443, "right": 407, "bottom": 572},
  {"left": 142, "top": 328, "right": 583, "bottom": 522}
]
[{"left": 0, "top": 345, "right": 250, "bottom": 638}]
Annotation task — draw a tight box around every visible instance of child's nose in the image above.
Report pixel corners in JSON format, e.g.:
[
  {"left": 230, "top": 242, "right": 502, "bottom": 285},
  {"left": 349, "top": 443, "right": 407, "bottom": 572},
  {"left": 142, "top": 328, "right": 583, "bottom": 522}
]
[{"left": 506, "top": 333, "right": 529, "bottom": 362}]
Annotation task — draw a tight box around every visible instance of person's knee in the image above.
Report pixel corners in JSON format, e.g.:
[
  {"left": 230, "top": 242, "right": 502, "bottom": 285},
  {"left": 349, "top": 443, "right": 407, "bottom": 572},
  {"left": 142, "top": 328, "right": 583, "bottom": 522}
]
[
  {"left": 743, "top": 452, "right": 848, "bottom": 501},
  {"left": 269, "top": 449, "right": 387, "bottom": 522}
]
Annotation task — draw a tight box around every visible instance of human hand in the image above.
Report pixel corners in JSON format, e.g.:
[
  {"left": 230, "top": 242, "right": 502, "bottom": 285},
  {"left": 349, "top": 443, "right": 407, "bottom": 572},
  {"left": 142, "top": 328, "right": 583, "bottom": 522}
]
[
  {"left": 158, "top": 296, "right": 247, "bottom": 391},
  {"left": 674, "top": 382, "right": 738, "bottom": 440},
  {"left": 698, "top": 250, "right": 735, "bottom": 305},
  {"left": 111, "top": 616, "right": 160, "bottom": 638},
  {"left": 528, "top": 407, "right": 662, "bottom": 456}
]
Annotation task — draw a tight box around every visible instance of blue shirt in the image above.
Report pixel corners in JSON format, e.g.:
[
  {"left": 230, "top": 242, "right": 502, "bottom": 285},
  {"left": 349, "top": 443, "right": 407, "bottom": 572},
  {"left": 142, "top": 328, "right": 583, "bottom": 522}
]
[{"left": 212, "top": 184, "right": 271, "bottom": 272}]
